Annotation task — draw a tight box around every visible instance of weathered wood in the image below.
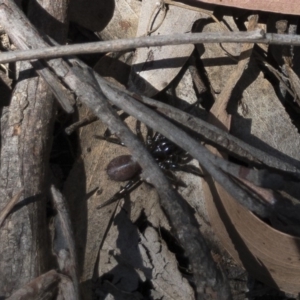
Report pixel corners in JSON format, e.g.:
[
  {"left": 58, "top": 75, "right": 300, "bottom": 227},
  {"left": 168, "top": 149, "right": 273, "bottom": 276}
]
[
  {"left": 51, "top": 186, "right": 80, "bottom": 300},
  {"left": 2, "top": 30, "right": 300, "bottom": 64},
  {"left": 0, "top": 0, "right": 68, "bottom": 297},
  {"left": 6, "top": 270, "right": 61, "bottom": 300}
]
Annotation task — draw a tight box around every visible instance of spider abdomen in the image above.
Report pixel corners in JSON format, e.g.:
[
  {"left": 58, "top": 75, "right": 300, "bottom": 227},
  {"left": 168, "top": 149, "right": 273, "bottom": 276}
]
[{"left": 107, "top": 155, "right": 141, "bottom": 181}]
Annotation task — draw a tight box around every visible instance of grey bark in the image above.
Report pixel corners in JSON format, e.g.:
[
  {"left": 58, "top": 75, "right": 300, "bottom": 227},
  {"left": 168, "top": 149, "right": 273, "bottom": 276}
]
[
  {"left": 2, "top": 30, "right": 300, "bottom": 64},
  {"left": 0, "top": 0, "right": 68, "bottom": 297}
]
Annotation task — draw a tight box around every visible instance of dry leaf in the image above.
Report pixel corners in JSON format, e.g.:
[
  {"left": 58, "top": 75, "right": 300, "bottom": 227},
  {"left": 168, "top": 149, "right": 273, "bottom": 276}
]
[
  {"left": 188, "top": 0, "right": 300, "bottom": 15},
  {"left": 195, "top": 15, "right": 241, "bottom": 95},
  {"left": 202, "top": 26, "right": 300, "bottom": 293},
  {"left": 195, "top": 12, "right": 300, "bottom": 293},
  {"left": 98, "top": 215, "right": 194, "bottom": 299},
  {"left": 98, "top": 0, "right": 141, "bottom": 40},
  {"left": 128, "top": 0, "right": 211, "bottom": 96}
]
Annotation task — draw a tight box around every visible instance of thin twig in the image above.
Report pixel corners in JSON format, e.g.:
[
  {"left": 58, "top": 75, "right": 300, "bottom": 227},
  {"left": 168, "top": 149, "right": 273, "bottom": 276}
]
[
  {"left": 208, "top": 15, "right": 258, "bottom": 130},
  {"left": 1, "top": 30, "right": 300, "bottom": 64},
  {"left": 62, "top": 61, "right": 232, "bottom": 299},
  {"left": 146, "top": 1, "right": 167, "bottom": 35},
  {"left": 164, "top": 0, "right": 222, "bottom": 27},
  {"left": 97, "top": 79, "right": 300, "bottom": 230},
  {"left": 257, "top": 56, "right": 295, "bottom": 98},
  {"left": 51, "top": 186, "right": 80, "bottom": 300},
  {"left": 212, "top": 156, "right": 298, "bottom": 193},
  {"left": 107, "top": 84, "right": 300, "bottom": 176},
  {"left": 49, "top": 47, "right": 283, "bottom": 219},
  {"left": 0, "top": 30, "right": 271, "bottom": 64},
  {"left": 96, "top": 76, "right": 269, "bottom": 216},
  {"left": 65, "top": 114, "right": 97, "bottom": 135},
  {"left": 0, "top": 189, "right": 23, "bottom": 227}
]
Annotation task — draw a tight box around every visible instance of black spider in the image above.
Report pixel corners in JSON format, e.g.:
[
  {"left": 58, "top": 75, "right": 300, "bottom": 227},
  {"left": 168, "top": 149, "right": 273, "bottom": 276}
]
[{"left": 96, "top": 121, "right": 202, "bottom": 209}]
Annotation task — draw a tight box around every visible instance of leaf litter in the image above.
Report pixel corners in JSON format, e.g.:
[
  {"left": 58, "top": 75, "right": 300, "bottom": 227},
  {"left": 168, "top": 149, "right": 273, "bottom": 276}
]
[{"left": 55, "top": 0, "right": 300, "bottom": 299}]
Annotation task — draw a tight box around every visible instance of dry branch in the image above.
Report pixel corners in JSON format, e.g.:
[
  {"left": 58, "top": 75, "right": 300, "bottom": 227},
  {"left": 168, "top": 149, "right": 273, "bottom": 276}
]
[
  {"left": 0, "top": 0, "right": 74, "bottom": 113},
  {"left": 0, "top": 30, "right": 264, "bottom": 63},
  {"left": 51, "top": 186, "right": 80, "bottom": 300},
  {"left": 6, "top": 270, "right": 61, "bottom": 300},
  {"left": 102, "top": 79, "right": 300, "bottom": 176},
  {"left": 66, "top": 62, "right": 232, "bottom": 299},
  {"left": 0, "top": 0, "right": 68, "bottom": 296},
  {"left": 1, "top": 30, "right": 300, "bottom": 64}
]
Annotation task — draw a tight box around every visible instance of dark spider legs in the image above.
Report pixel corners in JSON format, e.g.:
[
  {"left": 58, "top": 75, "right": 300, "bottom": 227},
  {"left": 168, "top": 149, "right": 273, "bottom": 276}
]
[
  {"left": 97, "top": 176, "right": 143, "bottom": 209},
  {"left": 97, "top": 119, "right": 203, "bottom": 209},
  {"left": 148, "top": 131, "right": 204, "bottom": 178}
]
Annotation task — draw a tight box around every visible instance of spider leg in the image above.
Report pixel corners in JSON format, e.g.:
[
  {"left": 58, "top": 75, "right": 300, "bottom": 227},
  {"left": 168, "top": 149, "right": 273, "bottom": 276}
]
[
  {"left": 97, "top": 177, "right": 142, "bottom": 209},
  {"left": 178, "top": 154, "right": 194, "bottom": 164},
  {"left": 94, "top": 134, "right": 126, "bottom": 146},
  {"left": 167, "top": 163, "right": 204, "bottom": 177},
  {"left": 145, "top": 126, "right": 155, "bottom": 149},
  {"left": 163, "top": 169, "right": 187, "bottom": 188}
]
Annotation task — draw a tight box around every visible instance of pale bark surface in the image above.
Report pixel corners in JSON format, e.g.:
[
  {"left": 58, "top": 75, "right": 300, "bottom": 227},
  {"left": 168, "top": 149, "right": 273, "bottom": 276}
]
[{"left": 0, "top": 0, "right": 68, "bottom": 296}]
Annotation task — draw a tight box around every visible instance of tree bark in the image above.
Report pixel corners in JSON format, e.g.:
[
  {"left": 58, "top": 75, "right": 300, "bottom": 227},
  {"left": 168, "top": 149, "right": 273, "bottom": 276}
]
[{"left": 0, "top": 0, "right": 68, "bottom": 296}]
